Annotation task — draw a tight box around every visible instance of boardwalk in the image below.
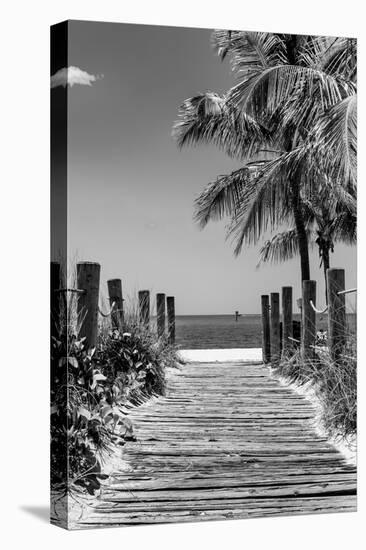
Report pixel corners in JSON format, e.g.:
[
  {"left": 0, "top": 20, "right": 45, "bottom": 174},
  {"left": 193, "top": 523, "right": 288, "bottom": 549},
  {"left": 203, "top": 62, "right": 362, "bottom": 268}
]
[{"left": 79, "top": 362, "right": 356, "bottom": 527}]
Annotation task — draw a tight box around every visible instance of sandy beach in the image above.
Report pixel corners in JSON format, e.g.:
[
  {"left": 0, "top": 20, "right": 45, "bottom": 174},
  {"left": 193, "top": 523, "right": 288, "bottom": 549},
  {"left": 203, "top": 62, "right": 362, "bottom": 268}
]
[{"left": 178, "top": 348, "right": 263, "bottom": 363}]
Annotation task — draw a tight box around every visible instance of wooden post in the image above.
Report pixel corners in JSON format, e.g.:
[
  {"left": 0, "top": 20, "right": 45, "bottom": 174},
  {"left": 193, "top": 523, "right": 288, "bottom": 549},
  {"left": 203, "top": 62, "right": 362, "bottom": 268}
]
[
  {"left": 270, "top": 293, "right": 280, "bottom": 366},
  {"left": 282, "top": 286, "right": 293, "bottom": 357},
  {"left": 138, "top": 290, "right": 150, "bottom": 328},
  {"left": 301, "top": 280, "right": 317, "bottom": 362},
  {"left": 167, "top": 296, "right": 175, "bottom": 344},
  {"left": 77, "top": 262, "right": 101, "bottom": 349},
  {"left": 296, "top": 297, "right": 303, "bottom": 346},
  {"left": 156, "top": 293, "right": 166, "bottom": 338},
  {"left": 107, "top": 278, "right": 124, "bottom": 330},
  {"left": 51, "top": 261, "right": 61, "bottom": 339},
  {"left": 327, "top": 268, "right": 346, "bottom": 362},
  {"left": 261, "top": 295, "right": 271, "bottom": 363}
]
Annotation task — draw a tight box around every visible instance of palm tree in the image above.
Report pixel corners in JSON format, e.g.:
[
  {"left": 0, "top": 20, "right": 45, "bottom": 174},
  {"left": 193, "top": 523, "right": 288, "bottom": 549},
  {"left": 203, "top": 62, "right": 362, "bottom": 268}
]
[
  {"left": 258, "top": 188, "right": 356, "bottom": 301},
  {"left": 173, "top": 32, "right": 357, "bottom": 283}
]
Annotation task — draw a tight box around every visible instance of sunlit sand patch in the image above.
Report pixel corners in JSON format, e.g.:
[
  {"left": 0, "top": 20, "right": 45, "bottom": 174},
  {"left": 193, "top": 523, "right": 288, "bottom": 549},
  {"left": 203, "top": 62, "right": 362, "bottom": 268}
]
[
  {"left": 178, "top": 348, "right": 263, "bottom": 363},
  {"left": 272, "top": 370, "right": 356, "bottom": 467}
]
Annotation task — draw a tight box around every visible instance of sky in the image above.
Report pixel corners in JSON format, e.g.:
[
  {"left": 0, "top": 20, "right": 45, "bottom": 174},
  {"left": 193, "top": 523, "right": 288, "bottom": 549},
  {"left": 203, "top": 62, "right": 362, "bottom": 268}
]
[{"left": 64, "top": 20, "right": 356, "bottom": 315}]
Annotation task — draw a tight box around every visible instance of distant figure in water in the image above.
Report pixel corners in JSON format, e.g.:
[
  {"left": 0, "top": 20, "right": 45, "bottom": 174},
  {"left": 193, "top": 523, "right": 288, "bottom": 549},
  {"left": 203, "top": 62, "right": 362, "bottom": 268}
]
[{"left": 235, "top": 310, "right": 242, "bottom": 322}]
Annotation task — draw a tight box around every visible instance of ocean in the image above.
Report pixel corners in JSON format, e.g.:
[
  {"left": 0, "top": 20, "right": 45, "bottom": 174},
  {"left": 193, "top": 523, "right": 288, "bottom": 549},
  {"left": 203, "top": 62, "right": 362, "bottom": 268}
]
[{"left": 174, "top": 314, "right": 356, "bottom": 349}]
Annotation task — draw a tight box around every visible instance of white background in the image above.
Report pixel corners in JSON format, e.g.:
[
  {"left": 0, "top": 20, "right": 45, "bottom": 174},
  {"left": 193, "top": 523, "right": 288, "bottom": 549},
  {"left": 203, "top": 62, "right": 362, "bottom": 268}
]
[{"left": 0, "top": 1, "right": 364, "bottom": 548}]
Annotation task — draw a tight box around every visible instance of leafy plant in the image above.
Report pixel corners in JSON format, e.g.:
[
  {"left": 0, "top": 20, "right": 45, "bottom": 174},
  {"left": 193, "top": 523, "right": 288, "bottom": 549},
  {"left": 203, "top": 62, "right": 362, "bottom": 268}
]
[{"left": 51, "top": 301, "right": 178, "bottom": 497}]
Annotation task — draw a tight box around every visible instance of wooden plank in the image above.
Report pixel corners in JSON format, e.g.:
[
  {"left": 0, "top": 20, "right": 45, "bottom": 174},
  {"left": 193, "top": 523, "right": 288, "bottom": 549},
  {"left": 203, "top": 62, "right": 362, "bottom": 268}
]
[{"left": 76, "top": 361, "right": 356, "bottom": 527}]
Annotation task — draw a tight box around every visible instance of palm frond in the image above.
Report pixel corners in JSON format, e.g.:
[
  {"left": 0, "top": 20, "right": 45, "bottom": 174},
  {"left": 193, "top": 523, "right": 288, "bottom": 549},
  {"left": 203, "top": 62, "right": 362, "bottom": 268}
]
[
  {"left": 229, "top": 63, "right": 353, "bottom": 121},
  {"left": 173, "top": 30, "right": 357, "bottom": 265},
  {"left": 258, "top": 228, "right": 314, "bottom": 266},
  {"left": 331, "top": 211, "right": 357, "bottom": 245},
  {"left": 314, "top": 176, "right": 357, "bottom": 217},
  {"left": 194, "top": 166, "right": 252, "bottom": 228},
  {"left": 211, "top": 30, "right": 287, "bottom": 71},
  {"left": 310, "top": 94, "right": 357, "bottom": 187},
  {"left": 172, "top": 92, "right": 269, "bottom": 160},
  {"left": 227, "top": 154, "right": 296, "bottom": 254},
  {"left": 299, "top": 36, "right": 357, "bottom": 81}
]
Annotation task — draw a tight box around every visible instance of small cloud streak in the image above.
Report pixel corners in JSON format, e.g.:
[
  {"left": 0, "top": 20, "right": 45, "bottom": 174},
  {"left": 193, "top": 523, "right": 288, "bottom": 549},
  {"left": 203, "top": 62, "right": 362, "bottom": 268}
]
[
  {"left": 144, "top": 221, "right": 159, "bottom": 231},
  {"left": 51, "top": 66, "right": 103, "bottom": 89}
]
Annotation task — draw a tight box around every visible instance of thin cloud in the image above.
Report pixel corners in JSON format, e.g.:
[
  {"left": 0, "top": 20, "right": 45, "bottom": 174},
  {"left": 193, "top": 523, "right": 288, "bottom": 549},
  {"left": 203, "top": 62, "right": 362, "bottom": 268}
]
[{"left": 51, "top": 66, "right": 103, "bottom": 89}]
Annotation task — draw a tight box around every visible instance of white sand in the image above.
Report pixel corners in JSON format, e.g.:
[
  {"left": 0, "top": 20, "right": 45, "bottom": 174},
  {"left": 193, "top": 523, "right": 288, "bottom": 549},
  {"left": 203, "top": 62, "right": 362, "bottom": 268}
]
[
  {"left": 273, "top": 370, "right": 356, "bottom": 466},
  {"left": 178, "top": 348, "right": 262, "bottom": 363}
]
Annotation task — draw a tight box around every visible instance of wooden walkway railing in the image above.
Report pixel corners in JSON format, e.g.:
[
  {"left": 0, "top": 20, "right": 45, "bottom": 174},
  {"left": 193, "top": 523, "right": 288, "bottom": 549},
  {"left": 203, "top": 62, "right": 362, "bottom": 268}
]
[
  {"left": 51, "top": 261, "right": 176, "bottom": 345},
  {"left": 260, "top": 268, "right": 356, "bottom": 364}
]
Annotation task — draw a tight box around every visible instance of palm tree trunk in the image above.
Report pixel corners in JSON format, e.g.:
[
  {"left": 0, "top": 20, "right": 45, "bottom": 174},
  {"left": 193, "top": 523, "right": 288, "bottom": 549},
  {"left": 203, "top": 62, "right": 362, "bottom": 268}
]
[
  {"left": 322, "top": 247, "right": 330, "bottom": 303},
  {"left": 290, "top": 176, "right": 310, "bottom": 281}
]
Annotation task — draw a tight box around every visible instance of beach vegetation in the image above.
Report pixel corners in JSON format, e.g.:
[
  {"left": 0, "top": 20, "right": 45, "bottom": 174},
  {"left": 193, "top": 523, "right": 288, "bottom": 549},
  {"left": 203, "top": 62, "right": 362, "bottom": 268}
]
[
  {"left": 173, "top": 32, "right": 357, "bottom": 283},
  {"left": 51, "top": 282, "right": 179, "bottom": 498},
  {"left": 258, "top": 189, "right": 356, "bottom": 301},
  {"left": 173, "top": 30, "right": 357, "bottom": 444},
  {"left": 274, "top": 330, "right": 356, "bottom": 439}
]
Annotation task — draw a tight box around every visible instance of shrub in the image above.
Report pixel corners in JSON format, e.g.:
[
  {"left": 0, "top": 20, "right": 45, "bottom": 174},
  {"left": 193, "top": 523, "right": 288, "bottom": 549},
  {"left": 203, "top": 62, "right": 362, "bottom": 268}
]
[
  {"left": 98, "top": 329, "right": 166, "bottom": 404},
  {"left": 51, "top": 302, "right": 179, "bottom": 497}
]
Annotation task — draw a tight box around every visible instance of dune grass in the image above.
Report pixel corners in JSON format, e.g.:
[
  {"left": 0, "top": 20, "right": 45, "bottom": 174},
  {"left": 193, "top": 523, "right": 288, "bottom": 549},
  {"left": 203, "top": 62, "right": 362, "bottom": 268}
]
[{"left": 274, "top": 330, "right": 356, "bottom": 440}]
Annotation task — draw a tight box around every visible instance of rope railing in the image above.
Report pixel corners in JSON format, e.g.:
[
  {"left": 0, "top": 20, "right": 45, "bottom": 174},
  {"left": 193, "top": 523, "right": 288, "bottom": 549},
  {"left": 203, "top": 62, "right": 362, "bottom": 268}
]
[
  {"left": 309, "top": 300, "right": 328, "bottom": 314},
  {"left": 260, "top": 269, "right": 354, "bottom": 365},
  {"left": 337, "top": 287, "right": 357, "bottom": 295},
  {"left": 98, "top": 301, "right": 116, "bottom": 318},
  {"left": 54, "top": 287, "right": 120, "bottom": 319},
  {"left": 308, "top": 287, "right": 356, "bottom": 313},
  {"left": 51, "top": 263, "right": 174, "bottom": 348},
  {"left": 54, "top": 288, "right": 85, "bottom": 294}
]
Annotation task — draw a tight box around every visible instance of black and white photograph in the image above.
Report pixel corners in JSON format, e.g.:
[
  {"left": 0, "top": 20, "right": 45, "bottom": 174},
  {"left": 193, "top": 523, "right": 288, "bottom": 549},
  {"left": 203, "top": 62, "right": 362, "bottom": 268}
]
[{"left": 49, "top": 19, "right": 357, "bottom": 530}]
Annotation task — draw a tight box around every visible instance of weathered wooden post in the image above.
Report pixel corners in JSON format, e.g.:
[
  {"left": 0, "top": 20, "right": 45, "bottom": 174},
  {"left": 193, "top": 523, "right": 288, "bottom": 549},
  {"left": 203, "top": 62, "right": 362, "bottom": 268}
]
[
  {"left": 296, "top": 297, "right": 303, "bottom": 345},
  {"left": 167, "top": 296, "right": 175, "bottom": 344},
  {"left": 138, "top": 290, "right": 150, "bottom": 328},
  {"left": 107, "top": 278, "right": 124, "bottom": 330},
  {"left": 301, "top": 280, "right": 317, "bottom": 361},
  {"left": 282, "top": 286, "right": 293, "bottom": 357},
  {"left": 156, "top": 293, "right": 166, "bottom": 338},
  {"left": 51, "top": 261, "right": 61, "bottom": 339},
  {"left": 270, "top": 293, "right": 280, "bottom": 366},
  {"left": 327, "top": 268, "right": 346, "bottom": 362},
  {"left": 77, "top": 262, "right": 101, "bottom": 349},
  {"left": 261, "top": 295, "right": 271, "bottom": 363}
]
